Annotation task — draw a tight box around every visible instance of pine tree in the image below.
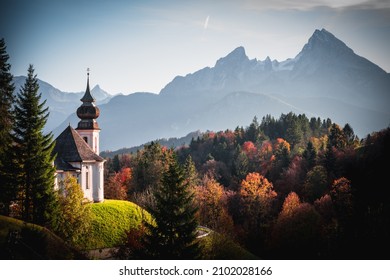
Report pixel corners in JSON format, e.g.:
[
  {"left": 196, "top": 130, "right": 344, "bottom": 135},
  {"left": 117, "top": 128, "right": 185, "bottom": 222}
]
[
  {"left": 0, "top": 38, "right": 14, "bottom": 155},
  {"left": 0, "top": 38, "right": 16, "bottom": 215},
  {"left": 183, "top": 155, "right": 199, "bottom": 189},
  {"left": 143, "top": 154, "right": 200, "bottom": 259},
  {"left": 303, "top": 141, "right": 317, "bottom": 170},
  {"left": 13, "top": 65, "right": 56, "bottom": 225}
]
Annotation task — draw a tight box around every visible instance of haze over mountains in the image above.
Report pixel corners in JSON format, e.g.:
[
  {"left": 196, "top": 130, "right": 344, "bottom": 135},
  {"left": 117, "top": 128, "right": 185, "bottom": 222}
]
[
  {"left": 13, "top": 76, "right": 112, "bottom": 133},
  {"left": 15, "top": 29, "right": 390, "bottom": 151}
]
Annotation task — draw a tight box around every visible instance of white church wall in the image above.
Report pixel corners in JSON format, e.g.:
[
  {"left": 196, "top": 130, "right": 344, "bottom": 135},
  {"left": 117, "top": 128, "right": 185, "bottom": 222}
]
[
  {"left": 54, "top": 169, "right": 81, "bottom": 193},
  {"left": 76, "top": 129, "right": 100, "bottom": 154},
  {"left": 81, "top": 163, "right": 93, "bottom": 202},
  {"left": 92, "top": 162, "right": 104, "bottom": 202}
]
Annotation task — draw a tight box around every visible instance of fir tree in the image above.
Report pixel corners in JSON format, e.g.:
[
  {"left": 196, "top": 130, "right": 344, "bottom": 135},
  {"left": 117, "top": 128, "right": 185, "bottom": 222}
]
[
  {"left": 143, "top": 154, "right": 200, "bottom": 259},
  {"left": 303, "top": 141, "right": 317, "bottom": 170},
  {"left": 0, "top": 38, "right": 15, "bottom": 215},
  {"left": 183, "top": 155, "right": 199, "bottom": 189},
  {"left": 0, "top": 38, "right": 14, "bottom": 155},
  {"left": 13, "top": 65, "right": 56, "bottom": 225}
]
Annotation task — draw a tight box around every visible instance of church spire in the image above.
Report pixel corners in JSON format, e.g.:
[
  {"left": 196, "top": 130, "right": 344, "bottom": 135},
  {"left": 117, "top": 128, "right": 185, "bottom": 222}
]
[
  {"left": 80, "top": 69, "right": 95, "bottom": 103},
  {"left": 76, "top": 70, "right": 100, "bottom": 130}
]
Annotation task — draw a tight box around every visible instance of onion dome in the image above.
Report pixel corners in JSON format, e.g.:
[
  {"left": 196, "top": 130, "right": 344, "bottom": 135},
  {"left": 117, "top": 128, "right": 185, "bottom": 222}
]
[{"left": 76, "top": 72, "right": 100, "bottom": 130}]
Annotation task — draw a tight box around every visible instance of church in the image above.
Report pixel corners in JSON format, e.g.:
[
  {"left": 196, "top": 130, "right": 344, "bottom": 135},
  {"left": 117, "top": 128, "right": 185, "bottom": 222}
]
[{"left": 53, "top": 73, "right": 105, "bottom": 202}]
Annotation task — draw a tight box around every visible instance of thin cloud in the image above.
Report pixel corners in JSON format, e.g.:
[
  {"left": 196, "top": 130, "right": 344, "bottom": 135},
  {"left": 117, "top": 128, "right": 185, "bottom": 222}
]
[
  {"left": 242, "top": 0, "right": 390, "bottom": 11},
  {"left": 204, "top": 15, "right": 210, "bottom": 29}
]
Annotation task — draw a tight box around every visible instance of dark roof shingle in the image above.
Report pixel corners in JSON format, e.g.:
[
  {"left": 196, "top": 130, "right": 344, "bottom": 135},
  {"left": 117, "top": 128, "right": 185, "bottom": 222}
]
[{"left": 53, "top": 125, "right": 104, "bottom": 164}]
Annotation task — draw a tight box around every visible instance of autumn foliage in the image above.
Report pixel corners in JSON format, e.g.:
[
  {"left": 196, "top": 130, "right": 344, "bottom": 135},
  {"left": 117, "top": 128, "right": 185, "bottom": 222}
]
[{"left": 103, "top": 113, "right": 390, "bottom": 259}]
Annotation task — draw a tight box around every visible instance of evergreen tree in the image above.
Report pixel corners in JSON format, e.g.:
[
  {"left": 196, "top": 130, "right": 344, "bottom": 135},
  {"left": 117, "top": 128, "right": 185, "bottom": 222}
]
[
  {"left": 13, "top": 65, "right": 56, "bottom": 225},
  {"left": 143, "top": 154, "right": 200, "bottom": 259},
  {"left": 328, "top": 123, "right": 346, "bottom": 149},
  {"left": 0, "top": 38, "right": 16, "bottom": 215},
  {"left": 343, "top": 123, "right": 355, "bottom": 146},
  {"left": 183, "top": 155, "right": 199, "bottom": 188},
  {"left": 112, "top": 154, "right": 120, "bottom": 172},
  {"left": 303, "top": 141, "right": 317, "bottom": 170},
  {"left": 246, "top": 116, "right": 260, "bottom": 143},
  {"left": 0, "top": 38, "right": 14, "bottom": 155}
]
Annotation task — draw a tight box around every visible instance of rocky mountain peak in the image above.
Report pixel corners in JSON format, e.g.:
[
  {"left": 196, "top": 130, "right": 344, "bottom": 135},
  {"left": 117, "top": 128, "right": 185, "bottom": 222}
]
[{"left": 215, "top": 46, "right": 249, "bottom": 68}]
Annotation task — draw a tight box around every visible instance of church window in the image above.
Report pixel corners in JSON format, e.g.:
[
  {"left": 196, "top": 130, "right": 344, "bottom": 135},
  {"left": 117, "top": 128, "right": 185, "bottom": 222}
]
[{"left": 83, "top": 136, "right": 88, "bottom": 144}]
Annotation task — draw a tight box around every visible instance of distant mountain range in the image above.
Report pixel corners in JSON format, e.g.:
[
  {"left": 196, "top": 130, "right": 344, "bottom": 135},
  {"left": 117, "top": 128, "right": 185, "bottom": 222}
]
[
  {"left": 16, "top": 29, "right": 390, "bottom": 152},
  {"left": 13, "top": 76, "right": 113, "bottom": 133}
]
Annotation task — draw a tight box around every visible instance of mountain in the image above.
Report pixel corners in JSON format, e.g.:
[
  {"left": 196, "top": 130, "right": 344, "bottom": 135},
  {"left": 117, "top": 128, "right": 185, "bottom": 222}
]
[
  {"left": 100, "top": 130, "right": 203, "bottom": 158},
  {"left": 13, "top": 76, "right": 113, "bottom": 132},
  {"left": 53, "top": 28, "right": 389, "bottom": 151}
]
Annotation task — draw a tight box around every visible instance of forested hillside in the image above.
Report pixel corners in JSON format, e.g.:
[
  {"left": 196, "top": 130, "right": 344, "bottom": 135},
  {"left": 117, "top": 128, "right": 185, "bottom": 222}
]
[{"left": 104, "top": 112, "right": 390, "bottom": 259}]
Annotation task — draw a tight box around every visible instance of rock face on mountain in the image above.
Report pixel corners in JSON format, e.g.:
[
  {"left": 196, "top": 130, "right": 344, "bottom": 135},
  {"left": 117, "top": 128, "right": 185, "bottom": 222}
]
[{"left": 51, "top": 29, "right": 389, "bottom": 151}]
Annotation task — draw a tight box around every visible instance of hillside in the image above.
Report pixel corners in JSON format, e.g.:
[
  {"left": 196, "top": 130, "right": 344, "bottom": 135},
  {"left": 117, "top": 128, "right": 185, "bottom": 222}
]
[
  {"left": 0, "top": 215, "right": 83, "bottom": 259},
  {"left": 81, "top": 199, "right": 151, "bottom": 250},
  {"left": 101, "top": 130, "right": 202, "bottom": 157},
  {"left": 106, "top": 112, "right": 390, "bottom": 259}
]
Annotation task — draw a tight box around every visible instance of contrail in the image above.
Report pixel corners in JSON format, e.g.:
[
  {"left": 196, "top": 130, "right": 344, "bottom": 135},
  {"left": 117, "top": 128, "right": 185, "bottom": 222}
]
[{"left": 204, "top": 15, "right": 210, "bottom": 29}]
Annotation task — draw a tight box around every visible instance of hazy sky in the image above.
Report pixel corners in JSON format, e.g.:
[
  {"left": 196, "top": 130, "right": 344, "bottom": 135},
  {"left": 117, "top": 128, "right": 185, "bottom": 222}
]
[{"left": 1, "top": 0, "right": 389, "bottom": 94}]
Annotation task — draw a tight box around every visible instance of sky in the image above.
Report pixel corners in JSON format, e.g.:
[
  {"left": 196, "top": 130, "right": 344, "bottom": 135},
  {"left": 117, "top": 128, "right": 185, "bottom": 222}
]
[{"left": 1, "top": 0, "right": 390, "bottom": 95}]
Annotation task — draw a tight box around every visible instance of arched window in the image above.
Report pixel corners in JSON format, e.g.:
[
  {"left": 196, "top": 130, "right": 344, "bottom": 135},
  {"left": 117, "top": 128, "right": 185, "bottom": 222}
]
[{"left": 83, "top": 136, "right": 88, "bottom": 144}]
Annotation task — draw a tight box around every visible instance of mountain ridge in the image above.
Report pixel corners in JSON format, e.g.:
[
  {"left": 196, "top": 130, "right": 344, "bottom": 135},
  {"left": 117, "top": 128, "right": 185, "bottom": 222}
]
[
  {"left": 44, "top": 28, "right": 390, "bottom": 151},
  {"left": 13, "top": 76, "right": 113, "bottom": 132}
]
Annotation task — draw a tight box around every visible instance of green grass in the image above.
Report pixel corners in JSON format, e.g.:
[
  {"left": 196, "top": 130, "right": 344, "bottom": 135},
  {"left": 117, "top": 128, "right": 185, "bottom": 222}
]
[
  {"left": 80, "top": 199, "right": 151, "bottom": 250},
  {"left": 0, "top": 215, "right": 82, "bottom": 259},
  {"left": 200, "top": 231, "right": 259, "bottom": 260},
  {"left": 1, "top": 202, "right": 255, "bottom": 259}
]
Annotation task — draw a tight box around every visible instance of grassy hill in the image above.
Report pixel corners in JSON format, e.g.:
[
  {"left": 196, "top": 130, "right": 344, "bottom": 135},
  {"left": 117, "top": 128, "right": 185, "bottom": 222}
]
[
  {"left": 200, "top": 230, "right": 258, "bottom": 260},
  {"left": 83, "top": 200, "right": 256, "bottom": 259},
  {"left": 80, "top": 199, "right": 151, "bottom": 250},
  {"left": 0, "top": 215, "right": 83, "bottom": 259},
  {"left": 1, "top": 201, "right": 255, "bottom": 259}
]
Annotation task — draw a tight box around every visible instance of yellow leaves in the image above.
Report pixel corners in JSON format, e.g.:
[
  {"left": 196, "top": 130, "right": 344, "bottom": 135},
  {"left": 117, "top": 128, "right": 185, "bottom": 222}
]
[
  {"left": 274, "top": 138, "right": 290, "bottom": 154},
  {"left": 280, "top": 192, "right": 301, "bottom": 218},
  {"left": 240, "top": 172, "right": 276, "bottom": 201},
  {"left": 240, "top": 173, "right": 277, "bottom": 221}
]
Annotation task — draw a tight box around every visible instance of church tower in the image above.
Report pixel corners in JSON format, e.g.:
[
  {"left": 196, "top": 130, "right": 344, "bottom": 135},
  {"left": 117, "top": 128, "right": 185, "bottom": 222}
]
[
  {"left": 76, "top": 71, "right": 101, "bottom": 154},
  {"left": 53, "top": 70, "right": 104, "bottom": 202}
]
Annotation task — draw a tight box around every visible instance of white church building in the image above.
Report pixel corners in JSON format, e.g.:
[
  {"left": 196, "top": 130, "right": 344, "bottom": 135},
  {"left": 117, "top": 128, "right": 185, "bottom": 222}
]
[{"left": 53, "top": 73, "right": 105, "bottom": 202}]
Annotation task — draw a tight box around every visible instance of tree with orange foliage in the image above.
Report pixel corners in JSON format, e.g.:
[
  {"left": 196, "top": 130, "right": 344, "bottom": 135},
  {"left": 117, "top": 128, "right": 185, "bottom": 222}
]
[
  {"left": 270, "top": 199, "right": 323, "bottom": 259},
  {"left": 330, "top": 177, "right": 353, "bottom": 224},
  {"left": 242, "top": 141, "right": 257, "bottom": 160},
  {"left": 239, "top": 173, "right": 277, "bottom": 256},
  {"left": 273, "top": 138, "right": 290, "bottom": 166},
  {"left": 280, "top": 192, "right": 301, "bottom": 217},
  {"left": 271, "top": 191, "right": 326, "bottom": 258},
  {"left": 104, "top": 167, "right": 132, "bottom": 200},
  {"left": 194, "top": 176, "right": 234, "bottom": 234},
  {"left": 240, "top": 172, "right": 277, "bottom": 224}
]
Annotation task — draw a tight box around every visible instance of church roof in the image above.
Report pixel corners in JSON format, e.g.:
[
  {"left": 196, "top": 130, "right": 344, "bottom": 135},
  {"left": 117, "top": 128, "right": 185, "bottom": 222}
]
[
  {"left": 55, "top": 158, "right": 80, "bottom": 172},
  {"left": 53, "top": 125, "right": 104, "bottom": 164}
]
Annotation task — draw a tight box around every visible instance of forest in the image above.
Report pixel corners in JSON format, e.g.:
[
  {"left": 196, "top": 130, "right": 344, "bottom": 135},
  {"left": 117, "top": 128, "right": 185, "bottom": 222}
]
[
  {"left": 1, "top": 37, "right": 389, "bottom": 259},
  {"left": 105, "top": 113, "right": 390, "bottom": 259}
]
